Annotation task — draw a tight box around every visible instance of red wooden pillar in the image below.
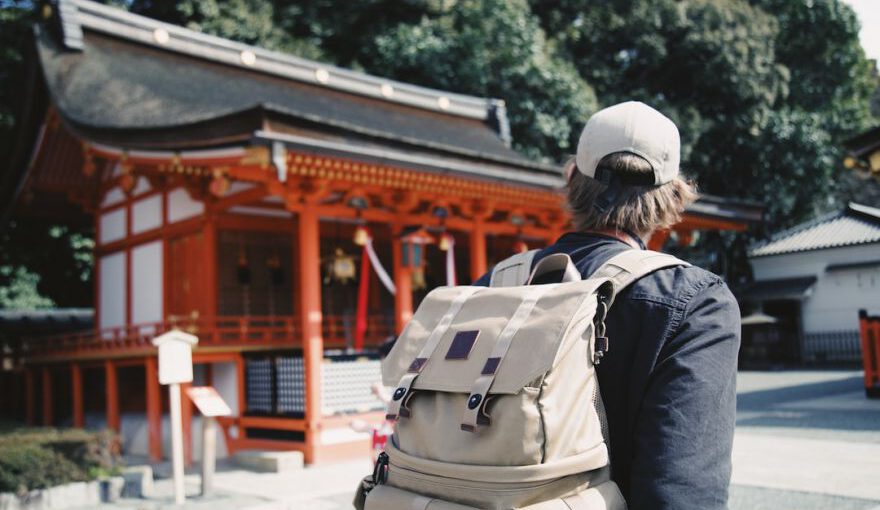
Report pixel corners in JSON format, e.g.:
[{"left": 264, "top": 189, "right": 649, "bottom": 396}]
[
  {"left": 71, "top": 363, "right": 84, "bottom": 428},
  {"left": 392, "top": 227, "right": 413, "bottom": 335},
  {"left": 235, "top": 354, "right": 246, "bottom": 417},
  {"left": 470, "top": 220, "right": 488, "bottom": 282},
  {"left": 181, "top": 381, "right": 193, "bottom": 466},
  {"left": 860, "top": 310, "right": 880, "bottom": 396},
  {"left": 145, "top": 357, "right": 162, "bottom": 461},
  {"left": 41, "top": 366, "right": 53, "bottom": 426},
  {"left": 105, "top": 360, "right": 120, "bottom": 432},
  {"left": 298, "top": 207, "right": 323, "bottom": 463},
  {"left": 648, "top": 229, "right": 671, "bottom": 251},
  {"left": 25, "top": 368, "right": 35, "bottom": 425}
]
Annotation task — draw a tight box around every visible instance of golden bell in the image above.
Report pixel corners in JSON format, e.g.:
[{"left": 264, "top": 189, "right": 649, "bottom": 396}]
[
  {"left": 412, "top": 268, "right": 427, "bottom": 290},
  {"left": 438, "top": 233, "right": 452, "bottom": 252},
  {"left": 353, "top": 225, "right": 369, "bottom": 246}
]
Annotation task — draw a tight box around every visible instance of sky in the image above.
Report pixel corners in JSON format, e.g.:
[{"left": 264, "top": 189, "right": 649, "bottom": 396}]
[{"left": 842, "top": 0, "right": 880, "bottom": 64}]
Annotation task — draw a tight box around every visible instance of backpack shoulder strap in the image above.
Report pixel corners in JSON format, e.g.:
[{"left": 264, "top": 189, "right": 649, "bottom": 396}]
[
  {"left": 489, "top": 249, "right": 540, "bottom": 287},
  {"left": 590, "top": 249, "right": 690, "bottom": 299}
]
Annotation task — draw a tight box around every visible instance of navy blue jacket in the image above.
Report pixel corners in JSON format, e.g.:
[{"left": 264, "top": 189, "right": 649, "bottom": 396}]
[{"left": 474, "top": 232, "right": 740, "bottom": 510}]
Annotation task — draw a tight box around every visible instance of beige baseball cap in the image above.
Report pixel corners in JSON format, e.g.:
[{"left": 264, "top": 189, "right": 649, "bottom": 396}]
[{"left": 574, "top": 101, "right": 680, "bottom": 185}]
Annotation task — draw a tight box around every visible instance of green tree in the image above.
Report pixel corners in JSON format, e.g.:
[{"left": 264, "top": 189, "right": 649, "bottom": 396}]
[
  {"left": 0, "top": 1, "right": 35, "bottom": 137},
  {"left": 1, "top": 0, "right": 877, "bottom": 294},
  {"left": 0, "top": 220, "right": 93, "bottom": 309},
  {"left": 359, "top": 0, "right": 597, "bottom": 160},
  {"left": 528, "top": 0, "right": 875, "bottom": 281},
  {"left": 130, "top": 0, "right": 325, "bottom": 59}
]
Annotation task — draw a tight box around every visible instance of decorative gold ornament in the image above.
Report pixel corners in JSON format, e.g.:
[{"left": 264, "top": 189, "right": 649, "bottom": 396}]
[
  {"left": 209, "top": 171, "right": 230, "bottom": 197},
  {"left": 325, "top": 248, "right": 357, "bottom": 284}
]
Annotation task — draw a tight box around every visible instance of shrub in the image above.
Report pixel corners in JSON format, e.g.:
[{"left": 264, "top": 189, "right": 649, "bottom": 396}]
[{"left": 0, "top": 428, "right": 120, "bottom": 495}]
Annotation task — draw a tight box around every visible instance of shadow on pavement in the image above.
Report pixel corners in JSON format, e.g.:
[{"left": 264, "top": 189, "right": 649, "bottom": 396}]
[{"left": 736, "top": 375, "right": 880, "bottom": 432}]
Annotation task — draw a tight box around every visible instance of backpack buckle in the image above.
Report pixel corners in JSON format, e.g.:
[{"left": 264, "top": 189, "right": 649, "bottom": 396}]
[
  {"left": 372, "top": 452, "right": 389, "bottom": 485},
  {"left": 593, "top": 300, "right": 609, "bottom": 365},
  {"left": 594, "top": 336, "right": 609, "bottom": 364}
]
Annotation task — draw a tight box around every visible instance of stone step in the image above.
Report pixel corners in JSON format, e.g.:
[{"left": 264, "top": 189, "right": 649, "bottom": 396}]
[{"left": 233, "top": 450, "right": 305, "bottom": 473}]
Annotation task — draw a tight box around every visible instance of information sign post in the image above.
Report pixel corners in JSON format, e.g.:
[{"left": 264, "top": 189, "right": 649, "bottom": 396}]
[
  {"left": 152, "top": 330, "right": 198, "bottom": 505},
  {"left": 186, "top": 386, "right": 232, "bottom": 496}
]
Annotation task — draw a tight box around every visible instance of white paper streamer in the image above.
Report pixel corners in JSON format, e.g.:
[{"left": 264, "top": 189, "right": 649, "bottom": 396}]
[
  {"left": 365, "top": 237, "right": 397, "bottom": 295},
  {"left": 445, "top": 235, "right": 457, "bottom": 286}
]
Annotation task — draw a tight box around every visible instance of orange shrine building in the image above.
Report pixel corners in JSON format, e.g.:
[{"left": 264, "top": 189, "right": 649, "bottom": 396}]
[{"left": 0, "top": 0, "right": 762, "bottom": 464}]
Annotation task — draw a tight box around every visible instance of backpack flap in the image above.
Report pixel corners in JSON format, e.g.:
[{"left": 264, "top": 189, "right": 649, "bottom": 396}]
[{"left": 382, "top": 278, "right": 604, "bottom": 421}]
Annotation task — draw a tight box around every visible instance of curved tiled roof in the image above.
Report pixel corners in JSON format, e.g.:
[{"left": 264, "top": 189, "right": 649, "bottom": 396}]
[
  {"left": 35, "top": 0, "right": 545, "bottom": 171},
  {"left": 749, "top": 203, "right": 880, "bottom": 257}
]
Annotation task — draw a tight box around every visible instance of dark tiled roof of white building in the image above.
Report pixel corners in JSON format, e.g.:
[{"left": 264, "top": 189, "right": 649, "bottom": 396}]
[{"left": 749, "top": 203, "right": 880, "bottom": 257}]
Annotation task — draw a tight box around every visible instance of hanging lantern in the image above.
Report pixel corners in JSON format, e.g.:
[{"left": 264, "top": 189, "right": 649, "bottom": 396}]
[
  {"left": 513, "top": 239, "right": 529, "bottom": 254},
  {"left": 82, "top": 152, "right": 96, "bottom": 178},
  {"left": 237, "top": 249, "right": 251, "bottom": 285},
  {"left": 353, "top": 224, "right": 370, "bottom": 247},
  {"left": 209, "top": 170, "right": 230, "bottom": 197},
  {"left": 119, "top": 162, "right": 136, "bottom": 194},
  {"left": 399, "top": 227, "right": 434, "bottom": 269},
  {"left": 412, "top": 268, "right": 427, "bottom": 291},
  {"left": 438, "top": 232, "right": 453, "bottom": 252},
  {"left": 267, "top": 253, "right": 283, "bottom": 286}
]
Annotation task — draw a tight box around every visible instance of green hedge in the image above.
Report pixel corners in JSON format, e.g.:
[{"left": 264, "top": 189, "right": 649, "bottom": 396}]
[{"left": 0, "top": 428, "right": 120, "bottom": 496}]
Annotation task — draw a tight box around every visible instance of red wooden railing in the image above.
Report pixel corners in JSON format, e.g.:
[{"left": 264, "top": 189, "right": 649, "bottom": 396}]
[{"left": 21, "top": 314, "right": 394, "bottom": 361}]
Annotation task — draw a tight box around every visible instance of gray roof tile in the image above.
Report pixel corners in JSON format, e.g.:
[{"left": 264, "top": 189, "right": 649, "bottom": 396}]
[{"left": 749, "top": 203, "right": 880, "bottom": 257}]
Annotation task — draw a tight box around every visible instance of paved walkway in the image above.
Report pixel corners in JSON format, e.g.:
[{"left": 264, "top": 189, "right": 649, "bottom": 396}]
[
  {"left": 732, "top": 432, "right": 880, "bottom": 501},
  {"left": 87, "top": 370, "right": 880, "bottom": 509},
  {"left": 729, "top": 370, "right": 880, "bottom": 509}
]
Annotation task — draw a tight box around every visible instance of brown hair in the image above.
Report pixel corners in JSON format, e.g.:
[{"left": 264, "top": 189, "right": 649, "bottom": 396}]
[{"left": 565, "top": 152, "right": 697, "bottom": 237}]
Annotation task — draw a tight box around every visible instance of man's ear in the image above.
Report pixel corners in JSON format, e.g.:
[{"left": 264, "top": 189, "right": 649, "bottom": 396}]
[{"left": 564, "top": 163, "right": 578, "bottom": 182}]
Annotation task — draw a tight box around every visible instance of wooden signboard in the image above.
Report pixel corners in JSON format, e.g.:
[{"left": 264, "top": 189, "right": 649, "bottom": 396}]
[{"left": 185, "top": 386, "right": 232, "bottom": 417}]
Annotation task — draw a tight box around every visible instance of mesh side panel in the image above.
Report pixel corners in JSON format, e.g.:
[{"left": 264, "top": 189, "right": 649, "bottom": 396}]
[{"left": 592, "top": 381, "right": 610, "bottom": 444}]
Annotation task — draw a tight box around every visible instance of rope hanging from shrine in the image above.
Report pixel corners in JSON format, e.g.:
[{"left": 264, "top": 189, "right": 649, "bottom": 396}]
[
  {"left": 364, "top": 235, "right": 396, "bottom": 295},
  {"left": 440, "top": 232, "right": 457, "bottom": 286}
]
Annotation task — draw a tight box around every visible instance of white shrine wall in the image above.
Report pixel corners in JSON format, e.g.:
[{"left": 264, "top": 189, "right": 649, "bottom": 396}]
[{"left": 96, "top": 182, "right": 207, "bottom": 329}]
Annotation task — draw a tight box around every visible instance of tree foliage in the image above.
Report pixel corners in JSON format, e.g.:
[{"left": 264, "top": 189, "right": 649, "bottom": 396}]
[
  {"left": 0, "top": 0, "right": 877, "bottom": 301},
  {"left": 0, "top": 221, "right": 93, "bottom": 309},
  {"left": 360, "top": 0, "right": 597, "bottom": 159}
]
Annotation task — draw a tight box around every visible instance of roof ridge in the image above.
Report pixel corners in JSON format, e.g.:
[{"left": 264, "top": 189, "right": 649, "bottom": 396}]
[
  {"left": 748, "top": 203, "right": 880, "bottom": 257},
  {"left": 59, "top": 0, "right": 509, "bottom": 128},
  {"left": 848, "top": 202, "right": 880, "bottom": 222},
  {"left": 749, "top": 208, "right": 843, "bottom": 252}
]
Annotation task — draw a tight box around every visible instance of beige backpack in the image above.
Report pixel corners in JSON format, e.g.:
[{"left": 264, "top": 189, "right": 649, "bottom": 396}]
[{"left": 356, "top": 249, "right": 687, "bottom": 510}]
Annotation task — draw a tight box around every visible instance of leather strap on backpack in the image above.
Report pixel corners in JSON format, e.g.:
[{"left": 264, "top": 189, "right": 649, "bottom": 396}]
[
  {"left": 460, "top": 284, "right": 553, "bottom": 432},
  {"left": 386, "top": 286, "right": 483, "bottom": 421}
]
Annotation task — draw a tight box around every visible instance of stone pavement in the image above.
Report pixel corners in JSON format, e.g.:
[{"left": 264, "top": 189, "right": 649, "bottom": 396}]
[
  {"left": 729, "top": 370, "right": 880, "bottom": 509},
  {"left": 86, "top": 370, "right": 880, "bottom": 510}
]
